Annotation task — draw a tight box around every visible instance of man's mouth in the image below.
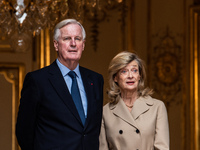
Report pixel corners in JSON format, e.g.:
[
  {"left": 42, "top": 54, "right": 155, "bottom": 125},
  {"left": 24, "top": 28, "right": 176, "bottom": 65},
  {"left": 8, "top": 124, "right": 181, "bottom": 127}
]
[{"left": 69, "top": 50, "right": 77, "bottom": 52}]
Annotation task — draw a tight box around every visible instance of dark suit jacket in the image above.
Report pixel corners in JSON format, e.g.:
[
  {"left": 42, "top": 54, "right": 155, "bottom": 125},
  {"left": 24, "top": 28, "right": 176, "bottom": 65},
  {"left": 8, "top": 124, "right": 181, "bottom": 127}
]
[{"left": 16, "top": 61, "right": 104, "bottom": 150}]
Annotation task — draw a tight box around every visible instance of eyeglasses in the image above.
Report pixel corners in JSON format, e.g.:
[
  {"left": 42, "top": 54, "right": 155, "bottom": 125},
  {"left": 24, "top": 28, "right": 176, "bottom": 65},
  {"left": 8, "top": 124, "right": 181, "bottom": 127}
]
[{"left": 119, "top": 68, "right": 139, "bottom": 76}]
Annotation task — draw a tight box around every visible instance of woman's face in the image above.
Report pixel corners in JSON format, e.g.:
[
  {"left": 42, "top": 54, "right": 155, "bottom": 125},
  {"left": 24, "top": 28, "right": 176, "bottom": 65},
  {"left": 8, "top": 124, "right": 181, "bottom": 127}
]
[{"left": 114, "top": 60, "right": 141, "bottom": 93}]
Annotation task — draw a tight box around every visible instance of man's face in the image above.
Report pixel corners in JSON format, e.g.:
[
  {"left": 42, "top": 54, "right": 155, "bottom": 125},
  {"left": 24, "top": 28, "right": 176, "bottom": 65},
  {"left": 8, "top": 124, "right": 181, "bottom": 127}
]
[{"left": 54, "top": 23, "right": 85, "bottom": 65}]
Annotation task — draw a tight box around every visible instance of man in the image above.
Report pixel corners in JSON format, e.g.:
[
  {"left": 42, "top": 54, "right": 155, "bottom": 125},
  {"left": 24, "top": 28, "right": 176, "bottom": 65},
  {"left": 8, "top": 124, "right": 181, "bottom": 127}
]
[{"left": 16, "top": 19, "right": 104, "bottom": 150}]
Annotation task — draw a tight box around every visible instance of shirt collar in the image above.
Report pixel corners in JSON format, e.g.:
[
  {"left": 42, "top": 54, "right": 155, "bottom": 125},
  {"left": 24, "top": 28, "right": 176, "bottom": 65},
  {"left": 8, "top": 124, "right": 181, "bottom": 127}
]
[{"left": 56, "top": 59, "right": 81, "bottom": 77}]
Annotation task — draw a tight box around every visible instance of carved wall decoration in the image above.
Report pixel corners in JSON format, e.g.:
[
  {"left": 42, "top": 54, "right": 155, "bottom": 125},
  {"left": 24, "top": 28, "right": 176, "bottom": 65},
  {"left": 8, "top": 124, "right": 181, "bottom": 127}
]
[
  {"left": 0, "top": 63, "right": 25, "bottom": 150},
  {"left": 151, "top": 27, "right": 182, "bottom": 107},
  {"left": 85, "top": 0, "right": 127, "bottom": 51},
  {"left": 156, "top": 52, "right": 179, "bottom": 85}
]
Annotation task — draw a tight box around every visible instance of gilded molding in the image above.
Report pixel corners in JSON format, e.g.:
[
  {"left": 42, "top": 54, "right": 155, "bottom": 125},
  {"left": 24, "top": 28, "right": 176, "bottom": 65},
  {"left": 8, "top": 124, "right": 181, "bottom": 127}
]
[
  {"left": 189, "top": 5, "right": 200, "bottom": 150},
  {"left": 0, "top": 63, "right": 25, "bottom": 150},
  {"left": 0, "top": 33, "right": 12, "bottom": 52},
  {"left": 36, "top": 29, "right": 51, "bottom": 69}
]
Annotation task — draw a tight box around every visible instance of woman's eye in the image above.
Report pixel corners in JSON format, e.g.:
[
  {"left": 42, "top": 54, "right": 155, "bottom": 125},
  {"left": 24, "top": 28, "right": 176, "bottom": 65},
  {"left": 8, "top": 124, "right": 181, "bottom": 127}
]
[
  {"left": 121, "top": 70, "right": 127, "bottom": 74},
  {"left": 133, "top": 69, "right": 138, "bottom": 73}
]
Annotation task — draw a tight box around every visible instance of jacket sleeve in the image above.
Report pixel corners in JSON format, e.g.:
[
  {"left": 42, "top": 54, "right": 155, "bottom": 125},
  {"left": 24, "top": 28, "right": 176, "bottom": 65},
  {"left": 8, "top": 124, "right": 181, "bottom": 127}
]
[
  {"left": 99, "top": 117, "right": 109, "bottom": 150},
  {"left": 16, "top": 73, "right": 40, "bottom": 150},
  {"left": 154, "top": 102, "right": 170, "bottom": 150}
]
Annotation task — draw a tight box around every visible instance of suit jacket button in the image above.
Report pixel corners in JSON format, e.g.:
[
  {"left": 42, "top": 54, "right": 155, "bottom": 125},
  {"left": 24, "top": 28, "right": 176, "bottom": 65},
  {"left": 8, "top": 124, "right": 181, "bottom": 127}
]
[
  {"left": 136, "top": 129, "right": 140, "bottom": 134},
  {"left": 119, "top": 130, "right": 123, "bottom": 134}
]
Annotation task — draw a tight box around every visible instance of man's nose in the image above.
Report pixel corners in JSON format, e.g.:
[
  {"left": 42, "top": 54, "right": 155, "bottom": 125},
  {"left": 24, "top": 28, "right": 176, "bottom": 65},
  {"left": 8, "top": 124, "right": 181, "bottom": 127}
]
[{"left": 70, "top": 39, "right": 76, "bottom": 46}]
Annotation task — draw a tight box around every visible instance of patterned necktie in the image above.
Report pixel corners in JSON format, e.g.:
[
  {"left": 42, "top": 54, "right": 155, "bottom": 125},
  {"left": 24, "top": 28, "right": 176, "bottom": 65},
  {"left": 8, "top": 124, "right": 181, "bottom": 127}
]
[{"left": 68, "top": 71, "right": 85, "bottom": 125}]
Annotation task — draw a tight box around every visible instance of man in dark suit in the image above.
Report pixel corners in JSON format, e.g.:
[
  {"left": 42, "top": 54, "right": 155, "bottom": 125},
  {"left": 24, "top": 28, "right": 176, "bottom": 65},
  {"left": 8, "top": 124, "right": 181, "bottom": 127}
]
[{"left": 16, "top": 19, "right": 104, "bottom": 150}]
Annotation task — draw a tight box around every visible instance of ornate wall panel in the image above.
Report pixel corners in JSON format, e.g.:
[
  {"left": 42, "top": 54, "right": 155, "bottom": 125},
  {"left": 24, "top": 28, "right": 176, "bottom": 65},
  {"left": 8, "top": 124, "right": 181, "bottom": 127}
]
[
  {"left": 189, "top": 5, "right": 200, "bottom": 150},
  {"left": 0, "top": 63, "right": 25, "bottom": 150},
  {"left": 146, "top": 1, "right": 188, "bottom": 150},
  {"left": 151, "top": 27, "right": 182, "bottom": 107},
  {"left": 150, "top": 27, "right": 184, "bottom": 150}
]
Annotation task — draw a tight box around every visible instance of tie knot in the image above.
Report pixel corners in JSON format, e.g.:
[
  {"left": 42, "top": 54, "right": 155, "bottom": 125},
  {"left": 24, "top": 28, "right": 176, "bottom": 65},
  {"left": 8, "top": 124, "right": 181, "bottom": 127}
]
[{"left": 68, "top": 71, "right": 76, "bottom": 79}]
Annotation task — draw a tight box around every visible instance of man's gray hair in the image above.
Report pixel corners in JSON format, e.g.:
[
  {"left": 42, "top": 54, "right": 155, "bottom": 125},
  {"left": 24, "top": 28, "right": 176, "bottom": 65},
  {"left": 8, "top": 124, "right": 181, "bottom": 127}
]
[{"left": 53, "top": 19, "right": 86, "bottom": 41}]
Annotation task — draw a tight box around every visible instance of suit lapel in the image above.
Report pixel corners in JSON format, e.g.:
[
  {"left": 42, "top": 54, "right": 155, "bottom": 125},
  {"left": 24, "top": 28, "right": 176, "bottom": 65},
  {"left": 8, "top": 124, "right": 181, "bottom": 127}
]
[
  {"left": 111, "top": 96, "right": 154, "bottom": 128},
  {"left": 47, "top": 61, "right": 83, "bottom": 124},
  {"left": 111, "top": 98, "right": 139, "bottom": 128},
  {"left": 131, "top": 96, "right": 154, "bottom": 120},
  {"left": 79, "top": 67, "right": 94, "bottom": 128}
]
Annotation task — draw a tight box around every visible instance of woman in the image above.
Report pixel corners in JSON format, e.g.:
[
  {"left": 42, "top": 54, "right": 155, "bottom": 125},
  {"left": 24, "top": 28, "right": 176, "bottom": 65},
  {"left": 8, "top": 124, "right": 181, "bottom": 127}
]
[{"left": 99, "top": 51, "right": 169, "bottom": 150}]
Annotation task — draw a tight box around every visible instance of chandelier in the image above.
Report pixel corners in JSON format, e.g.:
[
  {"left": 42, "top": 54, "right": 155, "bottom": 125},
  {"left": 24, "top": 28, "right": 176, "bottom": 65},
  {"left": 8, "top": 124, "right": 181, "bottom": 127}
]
[{"left": 0, "top": 0, "right": 122, "bottom": 52}]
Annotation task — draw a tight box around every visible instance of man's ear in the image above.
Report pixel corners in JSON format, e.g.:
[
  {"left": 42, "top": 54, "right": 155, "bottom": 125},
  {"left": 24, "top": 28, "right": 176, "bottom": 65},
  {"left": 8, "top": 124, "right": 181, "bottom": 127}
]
[
  {"left": 82, "top": 40, "right": 86, "bottom": 51},
  {"left": 54, "top": 40, "right": 58, "bottom": 51}
]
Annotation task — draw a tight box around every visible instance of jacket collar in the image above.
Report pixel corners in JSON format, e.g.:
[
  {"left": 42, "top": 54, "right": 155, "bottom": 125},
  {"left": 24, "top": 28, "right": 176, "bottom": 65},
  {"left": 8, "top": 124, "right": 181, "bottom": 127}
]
[
  {"left": 79, "top": 67, "right": 95, "bottom": 128},
  {"left": 109, "top": 96, "right": 154, "bottom": 128},
  {"left": 48, "top": 61, "right": 82, "bottom": 123},
  {"left": 131, "top": 96, "right": 153, "bottom": 119},
  {"left": 48, "top": 61, "right": 94, "bottom": 128}
]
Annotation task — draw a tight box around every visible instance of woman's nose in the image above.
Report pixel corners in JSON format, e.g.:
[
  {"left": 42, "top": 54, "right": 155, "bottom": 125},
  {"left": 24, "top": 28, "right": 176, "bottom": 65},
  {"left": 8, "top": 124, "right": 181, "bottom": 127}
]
[{"left": 127, "top": 71, "right": 133, "bottom": 77}]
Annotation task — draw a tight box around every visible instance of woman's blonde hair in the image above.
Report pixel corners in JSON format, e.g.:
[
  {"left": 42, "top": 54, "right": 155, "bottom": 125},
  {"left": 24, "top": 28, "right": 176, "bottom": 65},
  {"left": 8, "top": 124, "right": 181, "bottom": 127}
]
[{"left": 107, "top": 51, "right": 153, "bottom": 104}]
